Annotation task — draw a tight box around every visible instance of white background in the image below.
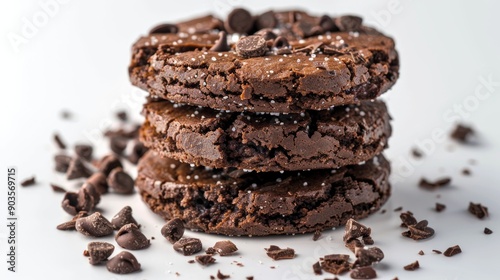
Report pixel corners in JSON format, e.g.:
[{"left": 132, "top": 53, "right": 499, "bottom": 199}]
[{"left": 1, "top": 0, "right": 500, "bottom": 279}]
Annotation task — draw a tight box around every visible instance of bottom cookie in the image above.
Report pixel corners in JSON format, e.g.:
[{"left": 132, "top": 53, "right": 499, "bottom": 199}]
[{"left": 136, "top": 151, "right": 391, "bottom": 236}]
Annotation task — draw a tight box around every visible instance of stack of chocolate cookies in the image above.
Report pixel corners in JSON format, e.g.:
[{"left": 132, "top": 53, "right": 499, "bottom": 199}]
[{"left": 129, "top": 9, "right": 399, "bottom": 236}]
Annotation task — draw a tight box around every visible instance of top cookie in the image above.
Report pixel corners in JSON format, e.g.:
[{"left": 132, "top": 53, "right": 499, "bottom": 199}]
[{"left": 130, "top": 10, "right": 399, "bottom": 113}]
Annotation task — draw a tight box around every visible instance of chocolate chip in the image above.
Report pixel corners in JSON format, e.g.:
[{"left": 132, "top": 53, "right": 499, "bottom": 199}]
[
  {"left": 61, "top": 189, "right": 94, "bottom": 215},
  {"left": 81, "top": 182, "right": 101, "bottom": 205},
  {"left": 55, "top": 154, "right": 72, "bottom": 173},
  {"left": 66, "top": 157, "right": 93, "bottom": 180},
  {"left": 443, "top": 245, "right": 462, "bottom": 257},
  {"left": 106, "top": 251, "right": 141, "bottom": 274},
  {"left": 56, "top": 211, "right": 88, "bottom": 230},
  {"left": 149, "top": 23, "right": 179, "bottom": 34},
  {"left": 451, "top": 124, "right": 475, "bottom": 143},
  {"left": 256, "top": 11, "right": 276, "bottom": 30},
  {"left": 272, "top": 36, "right": 291, "bottom": 54},
  {"left": 418, "top": 250, "right": 424, "bottom": 255},
  {"left": 107, "top": 168, "right": 134, "bottom": 194},
  {"left": 432, "top": 249, "right": 442, "bottom": 254},
  {"left": 195, "top": 255, "right": 216, "bottom": 266},
  {"left": 313, "top": 230, "right": 322, "bottom": 241},
  {"left": 173, "top": 238, "right": 202, "bottom": 256},
  {"left": 350, "top": 266, "right": 377, "bottom": 279},
  {"left": 87, "top": 242, "right": 114, "bottom": 265},
  {"left": 50, "top": 183, "right": 66, "bottom": 193},
  {"left": 318, "top": 15, "right": 338, "bottom": 32},
  {"left": 411, "top": 148, "right": 423, "bottom": 158},
  {"left": 110, "top": 136, "right": 128, "bottom": 155},
  {"left": 161, "top": 218, "right": 185, "bottom": 243},
  {"left": 75, "top": 144, "right": 93, "bottom": 161},
  {"left": 469, "top": 202, "right": 488, "bottom": 219},
  {"left": 354, "top": 247, "right": 384, "bottom": 267},
  {"left": 126, "top": 140, "right": 148, "bottom": 164},
  {"left": 86, "top": 172, "right": 108, "bottom": 194},
  {"left": 115, "top": 223, "right": 150, "bottom": 250},
  {"left": 236, "top": 35, "right": 267, "bottom": 58},
  {"left": 265, "top": 245, "right": 295, "bottom": 260},
  {"left": 111, "top": 206, "right": 138, "bottom": 230},
  {"left": 116, "top": 111, "right": 128, "bottom": 122},
  {"left": 75, "top": 212, "right": 114, "bottom": 237},
  {"left": 343, "top": 219, "right": 371, "bottom": 242},
  {"left": 335, "top": 15, "right": 363, "bottom": 32},
  {"left": 213, "top": 240, "right": 238, "bottom": 256},
  {"left": 205, "top": 247, "right": 216, "bottom": 255},
  {"left": 419, "top": 177, "right": 451, "bottom": 190},
  {"left": 484, "top": 227, "right": 493, "bottom": 234},
  {"left": 435, "top": 202, "right": 446, "bottom": 212},
  {"left": 402, "top": 219, "right": 435, "bottom": 240},
  {"left": 20, "top": 176, "right": 36, "bottom": 187},
  {"left": 97, "top": 154, "right": 123, "bottom": 176},
  {"left": 400, "top": 211, "right": 417, "bottom": 227},
  {"left": 225, "top": 8, "right": 253, "bottom": 34},
  {"left": 217, "top": 270, "right": 230, "bottom": 279},
  {"left": 209, "top": 31, "right": 230, "bottom": 52},
  {"left": 53, "top": 133, "right": 67, "bottom": 149},
  {"left": 404, "top": 260, "right": 420, "bottom": 271},
  {"left": 292, "top": 20, "right": 321, "bottom": 38},
  {"left": 312, "top": 261, "right": 322, "bottom": 275}
]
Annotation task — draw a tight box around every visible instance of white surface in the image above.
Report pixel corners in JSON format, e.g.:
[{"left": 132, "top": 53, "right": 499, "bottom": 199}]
[{"left": 1, "top": 0, "right": 500, "bottom": 279}]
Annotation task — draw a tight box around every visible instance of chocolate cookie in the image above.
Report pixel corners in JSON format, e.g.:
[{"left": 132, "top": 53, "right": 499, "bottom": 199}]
[
  {"left": 129, "top": 10, "right": 399, "bottom": 113},
  {"left": 140, "top": 100, "right": 391, "bottom": 172},
  {"left": 136, "top": 151, "right": 391, "bottom": 236}
]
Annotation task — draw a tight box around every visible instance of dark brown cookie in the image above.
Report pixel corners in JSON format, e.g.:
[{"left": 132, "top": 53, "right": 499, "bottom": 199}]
[
  {"left": 136, "top": 151, "right": 390, "bottom": 236},
  {"left": 140, "top": 100, "right": 391, "bottom": 172},
  {"left": 129, "top": 11, "right": 399, "bottom": 113}
]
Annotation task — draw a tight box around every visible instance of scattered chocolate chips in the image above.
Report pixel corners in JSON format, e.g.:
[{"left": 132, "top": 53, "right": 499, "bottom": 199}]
[
  {"left": 115, "top": 223, "right": 150, "bottom": 250},
  {"left": 116, "top": 111, "right": 128, "bottom": 122},
  {"left": 312, "top": 261, "right": 322, "bottom": 275},
  {"left": 402, "top": 219, "right": 435, "bottom": 240},
  {"left": 435, "top": 202, "right": 446, "bottom": 212},
  {"left": 54, "top": 133, "right": 67, "bottom": 149},
  {"left": 161, "top": 218, "right": 185, "bottom": 243},
  {"left": 56, "top": 211, "right": 88, "bottom": 230},
  {"left": 313, "top": 230, "right": 322, "bottom": 241},
  {"left": 335, "top": 15, "right": 363, "bottom": 32},
  {"left": 195, "top": 255, "right": 216, "bottom": 266},
  {"left": 111, "top": 206, "right": 138, "bottom": 230},
  {"left": 343, "top": 219, "right": 371, "bottom": 242},
  {"left": 55, "top": 154, "right": 72, "bottom": 173},
  {"left": 106, "top": 251, "right": 141, "bottom": 274},
  {"left": 418, "top": 250, "right": 424, "bottom": 255},
  {"left": 443, "top": 245, "right": 462, "bottom": 257},
  {"left": 217, "top": 269, "right": 230, "bottom": 279},
  {"left": 484, "top": 227, "right": 493, "bottom": 234},
  {"left": 75, "top": 144, "right": 93, "bottom": 161},
  {"left": 50, "top": 183, "right": 66, "bottom": 193},
  {"left": 75, "top": 212, "right": 114, "bottom": 237},
  {"left": 110, "top": 136, "right": 128, "bottom": 155},
  {"left": 419, "top": 177, "right": 451, "bottom": 190},
  {"left": 149, "top": 23, "right": 179, "bottom": 34},
  {"left": 86, "top": 172, "right": 108, "bottom": 194},
  {"left": 66, "top": 157, "right": 93, "bottom": 180},
  {"left": 225, "top": 8, "right": 253, "bottom": 34},
  {"left": 107, "top": 168, "right": 134, "bottom": 194},
  {"left": 265, "top": 245, "right": 295, "bottom": 260},
  {"left": 97, "top": 154, "right": 123, "bottom": 176},
  {"left": 87, "top": 242, "right": 114, "bottom": 265},
  {"left": 236, "top": 35, "right": 267, "bottom": 58},
  {"left": 353, "top": 247, "right": 384, "bottom": 267},
  {"left": 350, "top": 266, "right": 377, "bottom": 279},
  {"left": 450, "top": 124, "right": 475, "bottom": 143},
  {"left": 173, "top": 238, "right": 202, "bottom": 256},
  {"left": 256, "top": 10, "right": 277, "bottom": 30},
  {"left": 468, "top": 202, "right": 488, "bottom": 219},
  {"left": 213, "top": 240, "right": 238, "bottom": 256},
  {"left": 210, "top": 31, "right": 230, "bottom": 52},
  {"left": 404, "top": 260, "right": 420, "bottom": 271},
  {"left": 20, "top": 176, "right": 36, "bottom": 187},
  {"left": 432, "top": 249, "right": 442, "bottom": 254}
]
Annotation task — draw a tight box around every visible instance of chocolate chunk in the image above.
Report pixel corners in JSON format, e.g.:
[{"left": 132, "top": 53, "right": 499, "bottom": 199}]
[
  {"left": 213, "top": 240, "right": 238, "bottom": 256},
  {"left": 61, "top": 189, "right": 94, "bottom": 216},
  {"left": 195, "top": 255, "right": 216, "bottom": 266},
  {"left": 55, "top": 154, "right": 72, "bottom": 173},
  {"left": 265, "top": 245, "right": 295, "bottom": 260},
  {"left": 107, "top": 168, "right": 134, "bottom": 194},
  {"left": 150, "top": 23, "right": 179, "bottom": 34},
  {"left": 225, "top": 8, "right": 253, "bottom": 34},
  {"left": 335, "top": 15, "right": 363, "bottom": 32},
  {"left": 404, "top": 260, "right": 420, "bottom": 271},
  {"left": 87, "top": 242, "right": 114, "bottom": 265},
  {"left": 116, "top": 111, "right": 128, "bottom": 122},
  {"left": 451, "top": 124, "right": 475, "bottom": 143},
  {"left": 173, "top": 238, "right": 202, "bottom": 256},
  {"left": 312, "top": 261, "right": 322, "bottom": 275},
  {"left": 86, "top": 172, "right": 108, "bottom": 194},
  {"left": 205, "top": 247, "right": 216, "bottom": 255},
  {"left": 110, "top": 136, "right": 128, "bottom": 155},
  {"left": 20, "top": 176, "right": 36, "bottom": 187},
  {"left": 97, "top": 154, "right": 123, "bottom": 176},
  {"left": 469, "top": 202, "right": 488, "bottom": 219},
  {"left": 66, "top": 157, "right": 93, "bottom": 180},
  {"left": 354, "top": 247, "right": 384, "bottom": 267},
  {"left": 418, "top": 250, "right": 424, "bottom": 255},
  {"left": 343, "top": 219, "right": 371, "bottom": 242},
  {"left": 256, "top": 11, "right": 276, "bottom": 29},
  {"left": 217, "top": 270, "right": 230, "bottom": 279},
  {"left": 443, "top": 245, "right": 462, "bottom": 257},
  {"left": 208, "top": 31, "right": 230, "bottom": 52},
  {"left": 75, "top": 144, "right": 93, "bottom": 161},
  {"left": 432, "top": 249, "right": 442, "bottom": 254},
  {"left": 313, "top": 230, "right": 322, "bottom": 241},
  {"left": 318, "top": 15, "right": 338, "bottom": 32},
  {"left": 400, "top": 211, "right": 417, "bottom": 227},
  {"left": 320, "top": 254, "right": 351, "bottom": 275},
  {"left": 81, "top": 182, "right": 101, "bottom": 205},
  {"left": 56, "top": 211, "right": 88, "bottom": 230},
  {"left": 350, "top": 266, "right": 377, "bottom": 279},
  {"left": 53, "top": 133, "right": 67, "bottom": 149},
  {"left": 402, "top": 220, "right": 435, "bottom": 240},
  {"left": 484, "top": 227, "right": 493, "bottom": 234},
  {"left": 161, "top": 218, "right": 185, "bottom": 243},
  {"left": 75, "top": 212, "right": 114, "bottom": 237},
  {"left": 111, "top": 206, "right": 138, "bottom": 230},
  {"left": 50, "top": 183, "right": 66, "bottom": 193},
  {"left": 435, "top": 202, "right": 446, "bottom": 212},
  {"left": 419, "top": 177, "right": 451, "bottom": 190},
  {"left": 115, "top": 223, "right": 150, "bottom": 250},
  {"left": 292, "top": 20, "right": 323, "bottom": 38},
  {"left": 106, "top": 251, "right": 141, "bottom": 274},
  {"left": 362, "top": 235, "right": 374, "bottom": 245},
  {"left": 346, "top": 239, "right": 363, "bottom": 253},
  {"left": 236, "top": 35, "right": 267, "bottom": 58},
  {"left": 127, "top": 140, "right": 148, "bottom": 164}
]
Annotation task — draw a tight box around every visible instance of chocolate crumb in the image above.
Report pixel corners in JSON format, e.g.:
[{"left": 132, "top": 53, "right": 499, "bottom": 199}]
[
  {"left": 312, "top": 261, "right": 322, "bottom": 275},
  {"left": 195, "top": 255, "right": 216, "bottom": 266},
  {"left": 54, "top": 133, "right": 67, "bottom": 149},
  {"left": 50, "top": 183, "right": 66, "bottom": 193},
  {"left": 432, "top": 249, "right": 442, "bottom": 254},
  {"left": 217, "top": 269, "right": 230, "bottom": 279},
  {"left": 462, "top": 168, "right": 471, "bottom": 176},
  {"left": 210, "top": 276, "right": 215, "bottom": 280},
  {"left": 205, "top": 247, "right": 216, "bottom": 255},
  {"left": 393, "top": 206, "right": 403, "bottom": 212},
  {"left": 21, "top": 176, "right": 36, "bottom": 187},
  {"left": 83, "top": 250, "right": 89, "bottom": 257},
  {"left": 435, "top": 203, "right": 446, "bottom": 212},
  {"left": 468, "top": 202, "right": 488, "bottom": 219},
  {"left": 411, "top": 148, "right": 423, "bottom": 158},
  {"left": 451, "top": 124, "right": 475, "bottom": 143},
  {"left": 188, "top": 260, "right": 195, "bottom": 264},
  {"left": 313, "top": 230, "right": 322, "bottom": 241},
  {"left": 270, "top": 266, "right": 275, "bottom": 269},
  {"left": 75, "top": 144, "right": 93, "bottom": 161},
  {"left": 60, "top": 110, "right": 72, "bottom": 120},
  {"left": 419, "top": 177, "right": 451, "bottom": 190},
  {"left": 380, "top": 209, "right": 386, "bottom": 214},
  {"left": 443, "top": 245, "right": 462, "bottom": 257},
  {"left": 404, "top": 260, "right": 420, "bottom": 271},
  {"left": 265, "top": 245, "right": 295, "bottom": 260},
  {"left": 484, "top": 227, "right": 493, "bottom": 234},
  {"left": 56, "top": 211, "right": 88, "bottom": 230},
  {"left": 116, "top": 111, "right": 128, "bottom": 121},
  {"left": 246, "top": 277, "right": 253, "bottom": 280},
  {"left": 402, "top": 219, "right": 435, "bottom": 240},
  {"left": 418, "top": 250, "right": 424, "bottom": 255}
]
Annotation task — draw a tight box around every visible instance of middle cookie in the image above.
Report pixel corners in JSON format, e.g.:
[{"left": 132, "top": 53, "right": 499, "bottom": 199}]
[{"left": 141, "top": 100, "right": 391, "bottom": 172}]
